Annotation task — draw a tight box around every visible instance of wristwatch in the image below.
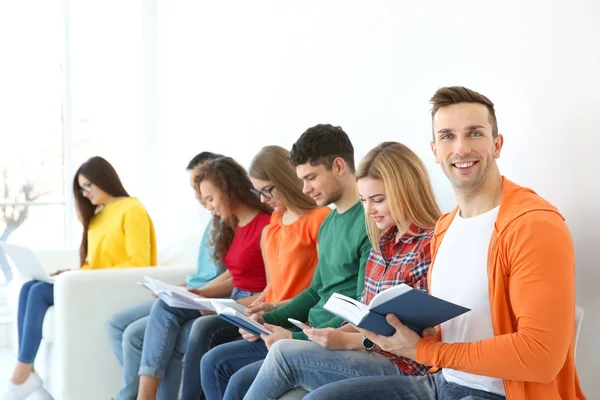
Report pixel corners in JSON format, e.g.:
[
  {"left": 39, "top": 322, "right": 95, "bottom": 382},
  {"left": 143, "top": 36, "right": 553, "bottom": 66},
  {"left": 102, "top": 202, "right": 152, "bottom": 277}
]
[{"left": 362, "top": 335, "right": 375, "bottom": 351}]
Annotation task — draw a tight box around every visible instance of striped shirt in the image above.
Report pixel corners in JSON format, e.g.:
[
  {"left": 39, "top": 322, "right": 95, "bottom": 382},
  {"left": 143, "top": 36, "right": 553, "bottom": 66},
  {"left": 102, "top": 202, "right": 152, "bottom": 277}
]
[{"left": 361, "top": 224, "right": 433, "bottom": 376}]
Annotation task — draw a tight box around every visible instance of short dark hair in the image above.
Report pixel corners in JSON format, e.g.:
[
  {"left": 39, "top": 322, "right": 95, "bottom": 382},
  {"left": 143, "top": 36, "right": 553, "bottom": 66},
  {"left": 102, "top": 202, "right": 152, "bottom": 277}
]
[
  {"left": 186, "top": 152, "right": 224, "bottom": 170},
  {"left": 289, "top": 124, "right": 355, "bottom": 172},
  {"left": 430, "top": 86, "right": 498, "bottom": 140}
]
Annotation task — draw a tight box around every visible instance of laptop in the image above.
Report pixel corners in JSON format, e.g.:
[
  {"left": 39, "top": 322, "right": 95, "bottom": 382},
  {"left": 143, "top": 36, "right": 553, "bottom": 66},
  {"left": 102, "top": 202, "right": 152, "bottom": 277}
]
[{"left": 0, "top": 243, "right": 55, "bottom": 284}]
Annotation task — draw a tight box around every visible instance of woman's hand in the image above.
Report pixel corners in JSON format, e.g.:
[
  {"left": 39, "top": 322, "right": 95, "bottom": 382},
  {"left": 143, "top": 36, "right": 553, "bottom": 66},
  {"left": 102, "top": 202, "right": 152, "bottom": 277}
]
[
  {"left": 187, "top": 288, "right": 204, "bottom": 297},
  {"left": 239, "top": 314, "right": 265, "bottom": 342},
  {"left": 244, "top": 301, "right": 275, "bottom": 316}
]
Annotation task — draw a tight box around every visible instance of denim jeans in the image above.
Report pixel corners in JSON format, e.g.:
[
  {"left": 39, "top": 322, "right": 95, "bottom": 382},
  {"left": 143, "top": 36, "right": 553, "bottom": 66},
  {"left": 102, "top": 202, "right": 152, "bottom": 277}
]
[
  {"left": 244, "top": 339, "right": 402, "bottom": 400},
  {"left": 17, "top": 280, "right": 54, "bottom": 363},
  {"left": 201, "top": 338, "right": 269, "bottom": 400},
  {"left": 141, "top": 287, "right": 257, "bottom": 400},
  {"left": 304, "top": 371, "right": 506, "bottom": 400},
  {"left": 107, "top": 300, "right": 185, "bottom": 400}
]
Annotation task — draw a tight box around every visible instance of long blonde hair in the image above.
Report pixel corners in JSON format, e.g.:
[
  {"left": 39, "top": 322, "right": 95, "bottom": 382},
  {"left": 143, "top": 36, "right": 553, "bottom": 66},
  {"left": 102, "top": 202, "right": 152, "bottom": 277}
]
[
  {"left": 356, "top": 142, "right": 441, "bottom": 250},
  {"left": 249, "top": 145, "right": 318, "bottom": 212}
]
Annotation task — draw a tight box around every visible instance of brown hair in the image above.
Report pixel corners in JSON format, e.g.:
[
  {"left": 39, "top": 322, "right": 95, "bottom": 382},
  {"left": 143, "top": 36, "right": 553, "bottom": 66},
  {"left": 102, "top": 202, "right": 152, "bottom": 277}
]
[
  {"left": 430, "top": 86, "right": 498, "bottom": 140},
  {"left": 249, "top": 146, "right": 317, "bottom": 212},
  {"left": 289, "top": 124, "right": 355, "bottom": 173},
  {"left": 356, "top": 142, "right": 441, "bottom": 251},
  {"left": 195, "top": 157, "right": 272, "bottom": 264},
  {"left": 73, "top": 156, "right": 130, "bottom": 266}
]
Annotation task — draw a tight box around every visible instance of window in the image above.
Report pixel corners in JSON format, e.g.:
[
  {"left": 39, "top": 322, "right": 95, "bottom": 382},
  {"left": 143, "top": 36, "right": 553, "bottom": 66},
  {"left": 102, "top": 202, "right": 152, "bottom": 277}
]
[
  {"left": 0, "top": 0, "right": 65, "bottom": 286},
  {"left": 0, "top": 1, "right": 161, "bottom": 290}
]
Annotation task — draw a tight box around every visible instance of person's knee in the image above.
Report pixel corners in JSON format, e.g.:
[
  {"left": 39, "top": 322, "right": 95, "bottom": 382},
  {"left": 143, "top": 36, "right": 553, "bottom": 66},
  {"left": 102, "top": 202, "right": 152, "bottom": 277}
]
[
  {"left": 106, "top": 311, "right": 124, "bottom": 337},
  {"left": 201, "top": 346, "right": 220, "bottom": 373},
  {"left": 228, "top": 363, "right": 261, "bottom": 395},
  {"left": 21, "top": 280, "right": 37, "bottom": 292},
  {"left": 228, "top": 368, "right": 247, "bottom": 387},
  {"left": 269, "top": 338, "right": 297, "bottom": 355},
  {"left": 27, "top": 282, "right": 51, "bottom": 304},
  {"left": 151, "top": 298, "right": 173, "bottom": 314},
  {"left": 18, "top": 280, "right": 37, "bottom": 301},
  {"left": 192, "top": 315, "right": 221, "bottom": 338},
  {"left": 270, "top": 338, "right": 310, "bottom": 360},
  {"left": 123, "top": 323, "right": 145, "bottom": 352}
]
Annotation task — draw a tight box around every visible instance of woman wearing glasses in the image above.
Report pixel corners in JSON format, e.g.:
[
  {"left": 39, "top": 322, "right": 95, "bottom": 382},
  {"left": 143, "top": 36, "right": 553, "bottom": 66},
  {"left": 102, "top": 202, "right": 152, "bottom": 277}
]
[
  {"left": 244, "top": 145, "right": 330, "bottom": 316},
  {"left": 5, "top": 156, "right": 156, "bottom": 400}
]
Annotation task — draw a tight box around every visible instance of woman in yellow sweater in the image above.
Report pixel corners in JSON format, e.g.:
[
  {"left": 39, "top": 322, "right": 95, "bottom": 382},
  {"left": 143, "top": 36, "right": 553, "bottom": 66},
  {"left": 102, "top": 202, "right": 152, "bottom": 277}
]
[{"left": 4, "top": 156, "right": 156, "bottom": 400}]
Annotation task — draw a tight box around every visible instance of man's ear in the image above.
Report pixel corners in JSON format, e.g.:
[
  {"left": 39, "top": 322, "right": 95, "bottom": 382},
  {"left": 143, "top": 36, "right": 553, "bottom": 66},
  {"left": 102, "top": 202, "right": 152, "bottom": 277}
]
[
  {"left": 493, "top": 134, "right": 504, "bottom": 159},
  {"left": 332, "top": 157, "right": 346, "bottom": 175},
  {"left": 430, "top": 141, "right": 440, "bottom": 164}
]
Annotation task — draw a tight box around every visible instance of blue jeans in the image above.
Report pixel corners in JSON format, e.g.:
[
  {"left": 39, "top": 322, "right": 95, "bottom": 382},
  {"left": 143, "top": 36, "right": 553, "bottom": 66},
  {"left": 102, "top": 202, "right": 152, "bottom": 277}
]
[
  {"left": 304, "top": 371, "right": 506, "bottom": 400},
  {"left": 244, "top": 339, "right": 402, "bottom": 399},
  {"left": 201, "top": 338, "right": 269, "bottom": 400},
  {"left": 17, "top": 280, "right": 54, "bottom": 363},
  {"left": 107, "top": 300, "right": 184, "bottom": 400},
  {"left": 143, "top": 288, "right": 257, "bottom": 400}
]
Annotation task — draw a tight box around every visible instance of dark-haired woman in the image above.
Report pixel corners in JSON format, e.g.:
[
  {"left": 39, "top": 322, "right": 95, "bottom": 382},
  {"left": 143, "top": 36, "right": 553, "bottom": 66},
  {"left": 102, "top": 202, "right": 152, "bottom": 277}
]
[{"left": 4, "top": 156, "right": 156, "bottom": 400}]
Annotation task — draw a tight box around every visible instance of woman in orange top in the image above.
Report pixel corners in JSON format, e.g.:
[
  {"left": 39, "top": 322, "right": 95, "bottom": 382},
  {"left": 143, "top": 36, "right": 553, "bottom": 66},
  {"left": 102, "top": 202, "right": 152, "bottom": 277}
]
[{"left": 245, "top": 145, "right": 330, "bottom": 315}]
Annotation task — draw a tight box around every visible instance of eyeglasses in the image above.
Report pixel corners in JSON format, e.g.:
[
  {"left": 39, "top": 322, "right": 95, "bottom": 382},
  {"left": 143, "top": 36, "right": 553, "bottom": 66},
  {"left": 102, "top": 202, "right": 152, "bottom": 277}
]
[
  {"left": 251, "top": 185, "right": 276, "bottom": 199},
  {"left": 79, "top": 182, "right": 92, "bottom": 195}
]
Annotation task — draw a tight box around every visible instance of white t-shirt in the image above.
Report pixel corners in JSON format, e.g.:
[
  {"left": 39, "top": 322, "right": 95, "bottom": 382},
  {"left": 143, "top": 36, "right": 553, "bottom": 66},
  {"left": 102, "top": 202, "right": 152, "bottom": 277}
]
[{"left": 430, "top": 206, "right": 505, "bottom": 396}]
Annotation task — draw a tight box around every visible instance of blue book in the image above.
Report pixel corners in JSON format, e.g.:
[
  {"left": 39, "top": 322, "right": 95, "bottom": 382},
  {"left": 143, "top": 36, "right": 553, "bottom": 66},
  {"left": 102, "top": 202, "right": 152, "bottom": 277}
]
[
  {"left": 212, "top": 302, "right": 273, "bottom": 337},
  {"left": 323, "top": 283, "right": 470, "bottom": 336}
]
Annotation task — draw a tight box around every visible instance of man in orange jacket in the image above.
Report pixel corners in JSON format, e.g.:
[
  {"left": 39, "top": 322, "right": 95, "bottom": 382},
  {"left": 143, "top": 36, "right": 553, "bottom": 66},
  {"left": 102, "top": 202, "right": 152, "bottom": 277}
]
[{"left": 304, "top": 86, "right": 585, "bottom": 400}]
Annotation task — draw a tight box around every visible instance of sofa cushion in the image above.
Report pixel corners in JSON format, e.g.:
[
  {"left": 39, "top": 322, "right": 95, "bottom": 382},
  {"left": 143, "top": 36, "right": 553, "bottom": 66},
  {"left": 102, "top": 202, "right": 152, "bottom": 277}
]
[{"left": 41, "top": 306, "right": 55, "bottom": 343}]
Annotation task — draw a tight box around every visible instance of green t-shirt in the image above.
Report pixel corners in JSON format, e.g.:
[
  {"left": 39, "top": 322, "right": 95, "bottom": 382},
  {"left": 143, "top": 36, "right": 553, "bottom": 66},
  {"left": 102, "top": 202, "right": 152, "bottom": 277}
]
[{"left": 264, "top": 201, "right": 372, "bottom": 340}]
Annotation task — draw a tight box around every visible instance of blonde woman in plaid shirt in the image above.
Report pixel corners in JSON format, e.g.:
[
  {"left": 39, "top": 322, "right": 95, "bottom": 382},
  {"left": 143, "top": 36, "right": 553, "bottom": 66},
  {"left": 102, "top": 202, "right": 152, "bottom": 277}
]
[{"left": 242, "top": 141, "right": 441, "bottom": 400}]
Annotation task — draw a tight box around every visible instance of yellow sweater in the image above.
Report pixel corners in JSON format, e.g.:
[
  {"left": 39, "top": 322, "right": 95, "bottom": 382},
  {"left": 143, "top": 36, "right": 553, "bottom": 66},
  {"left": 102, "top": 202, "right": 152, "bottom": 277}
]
[{"left": 81, "top": 197, "right": 157, "bottom": 269}]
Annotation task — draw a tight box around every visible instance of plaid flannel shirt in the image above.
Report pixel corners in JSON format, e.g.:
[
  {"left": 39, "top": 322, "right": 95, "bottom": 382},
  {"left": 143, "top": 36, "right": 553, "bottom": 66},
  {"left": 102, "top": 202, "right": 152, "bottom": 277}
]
[{"left": 361, "top": 224, "right": 433, "bottom": 376}]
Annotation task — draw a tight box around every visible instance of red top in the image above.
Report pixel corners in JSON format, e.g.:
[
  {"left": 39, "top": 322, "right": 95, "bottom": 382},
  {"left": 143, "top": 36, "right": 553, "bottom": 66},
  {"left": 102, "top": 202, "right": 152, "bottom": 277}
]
[{"left": 223, "top": 211, "right": 271, "bottom": 293}]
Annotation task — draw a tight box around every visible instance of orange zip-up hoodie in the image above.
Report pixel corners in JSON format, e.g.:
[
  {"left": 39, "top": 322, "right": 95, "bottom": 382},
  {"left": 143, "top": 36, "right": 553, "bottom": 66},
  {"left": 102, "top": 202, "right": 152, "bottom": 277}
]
[{"left": 416, "top": 178, "right": 585, "bottom": 400}]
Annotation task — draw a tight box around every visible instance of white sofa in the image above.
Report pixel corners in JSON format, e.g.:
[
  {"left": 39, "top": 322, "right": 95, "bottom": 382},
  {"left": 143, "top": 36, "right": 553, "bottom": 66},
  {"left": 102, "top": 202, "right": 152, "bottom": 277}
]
[{"left": 6, "top": 249, "right": 195, "bottom": 400}]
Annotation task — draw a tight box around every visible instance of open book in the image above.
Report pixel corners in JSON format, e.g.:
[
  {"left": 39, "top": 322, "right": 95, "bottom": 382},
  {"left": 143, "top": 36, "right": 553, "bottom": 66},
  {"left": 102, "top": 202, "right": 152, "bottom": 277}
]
[
  {"left": 212, "top": 302, "right": 272, "bottom": 337},
  {"left": 323, "top": 283, "right": 469, "bottom": 336},
  {"left": 138, "top": 277, "right": 246, "bottom": 313}
]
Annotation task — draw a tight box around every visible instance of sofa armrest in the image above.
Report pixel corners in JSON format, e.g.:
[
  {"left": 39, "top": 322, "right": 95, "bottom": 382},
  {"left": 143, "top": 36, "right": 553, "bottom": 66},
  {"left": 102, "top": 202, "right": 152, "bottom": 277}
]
[{"left": 52, "top": 265, "right": 195, "bottom": 400}]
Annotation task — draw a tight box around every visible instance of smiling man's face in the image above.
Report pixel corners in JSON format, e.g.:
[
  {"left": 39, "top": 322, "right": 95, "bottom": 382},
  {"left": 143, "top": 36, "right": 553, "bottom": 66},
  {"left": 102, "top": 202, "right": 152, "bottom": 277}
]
[{"left": 431, "top": 102, "right": 503, "bottom": 194}]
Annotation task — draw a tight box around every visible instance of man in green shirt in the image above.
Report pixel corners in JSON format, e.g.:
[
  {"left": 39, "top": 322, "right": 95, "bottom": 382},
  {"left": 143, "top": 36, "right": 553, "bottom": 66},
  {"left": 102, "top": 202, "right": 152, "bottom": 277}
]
[{"left": 200, "top": 124, "right": 372, "bottom": 400}]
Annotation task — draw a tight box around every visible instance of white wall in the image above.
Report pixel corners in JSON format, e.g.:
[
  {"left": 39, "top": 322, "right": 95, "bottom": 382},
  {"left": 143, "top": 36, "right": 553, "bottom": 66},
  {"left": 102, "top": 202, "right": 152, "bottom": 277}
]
[{"left": 155, "top": 0, "right": 600, "bottom": 396}]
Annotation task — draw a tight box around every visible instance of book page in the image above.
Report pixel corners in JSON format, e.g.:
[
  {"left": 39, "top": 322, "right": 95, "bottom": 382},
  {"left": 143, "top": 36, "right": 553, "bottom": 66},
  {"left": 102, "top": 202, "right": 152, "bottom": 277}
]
[
  {"left": 139, "top": 277, "right": 157, "bottom": 293},
  {"left": 368, "top": 283, "right": 412, "bottom": 309},
  {"left": 207, "top": 299, "right": 247, "bottom": 314},
  {"left": 141, "top": 276, "right": 199, "bottom": 299},
  {"left": 323, "top": 293, "right": 369, "bottom": 325},
  {"left": 162, "top": 291, "right": 209, "bottom": 310},
  {"left": 163, "top": 284, "right": 197, "bottom": 297}
]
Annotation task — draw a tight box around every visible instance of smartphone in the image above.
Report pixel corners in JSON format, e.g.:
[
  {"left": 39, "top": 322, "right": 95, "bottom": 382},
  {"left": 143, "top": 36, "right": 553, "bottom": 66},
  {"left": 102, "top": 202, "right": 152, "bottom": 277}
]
[{"left": 287, "top": 318, "right": 310, "bottom": 330}]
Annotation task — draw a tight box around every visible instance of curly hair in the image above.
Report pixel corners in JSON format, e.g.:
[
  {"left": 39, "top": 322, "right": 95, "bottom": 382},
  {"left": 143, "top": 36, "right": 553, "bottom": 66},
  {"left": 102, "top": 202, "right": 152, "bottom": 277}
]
[
  {"left": 289, "top": 124, "right": 355, "bottom": 172},
  {"left": 195, "top": 157, "right": 272, "bottom": 264}
]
